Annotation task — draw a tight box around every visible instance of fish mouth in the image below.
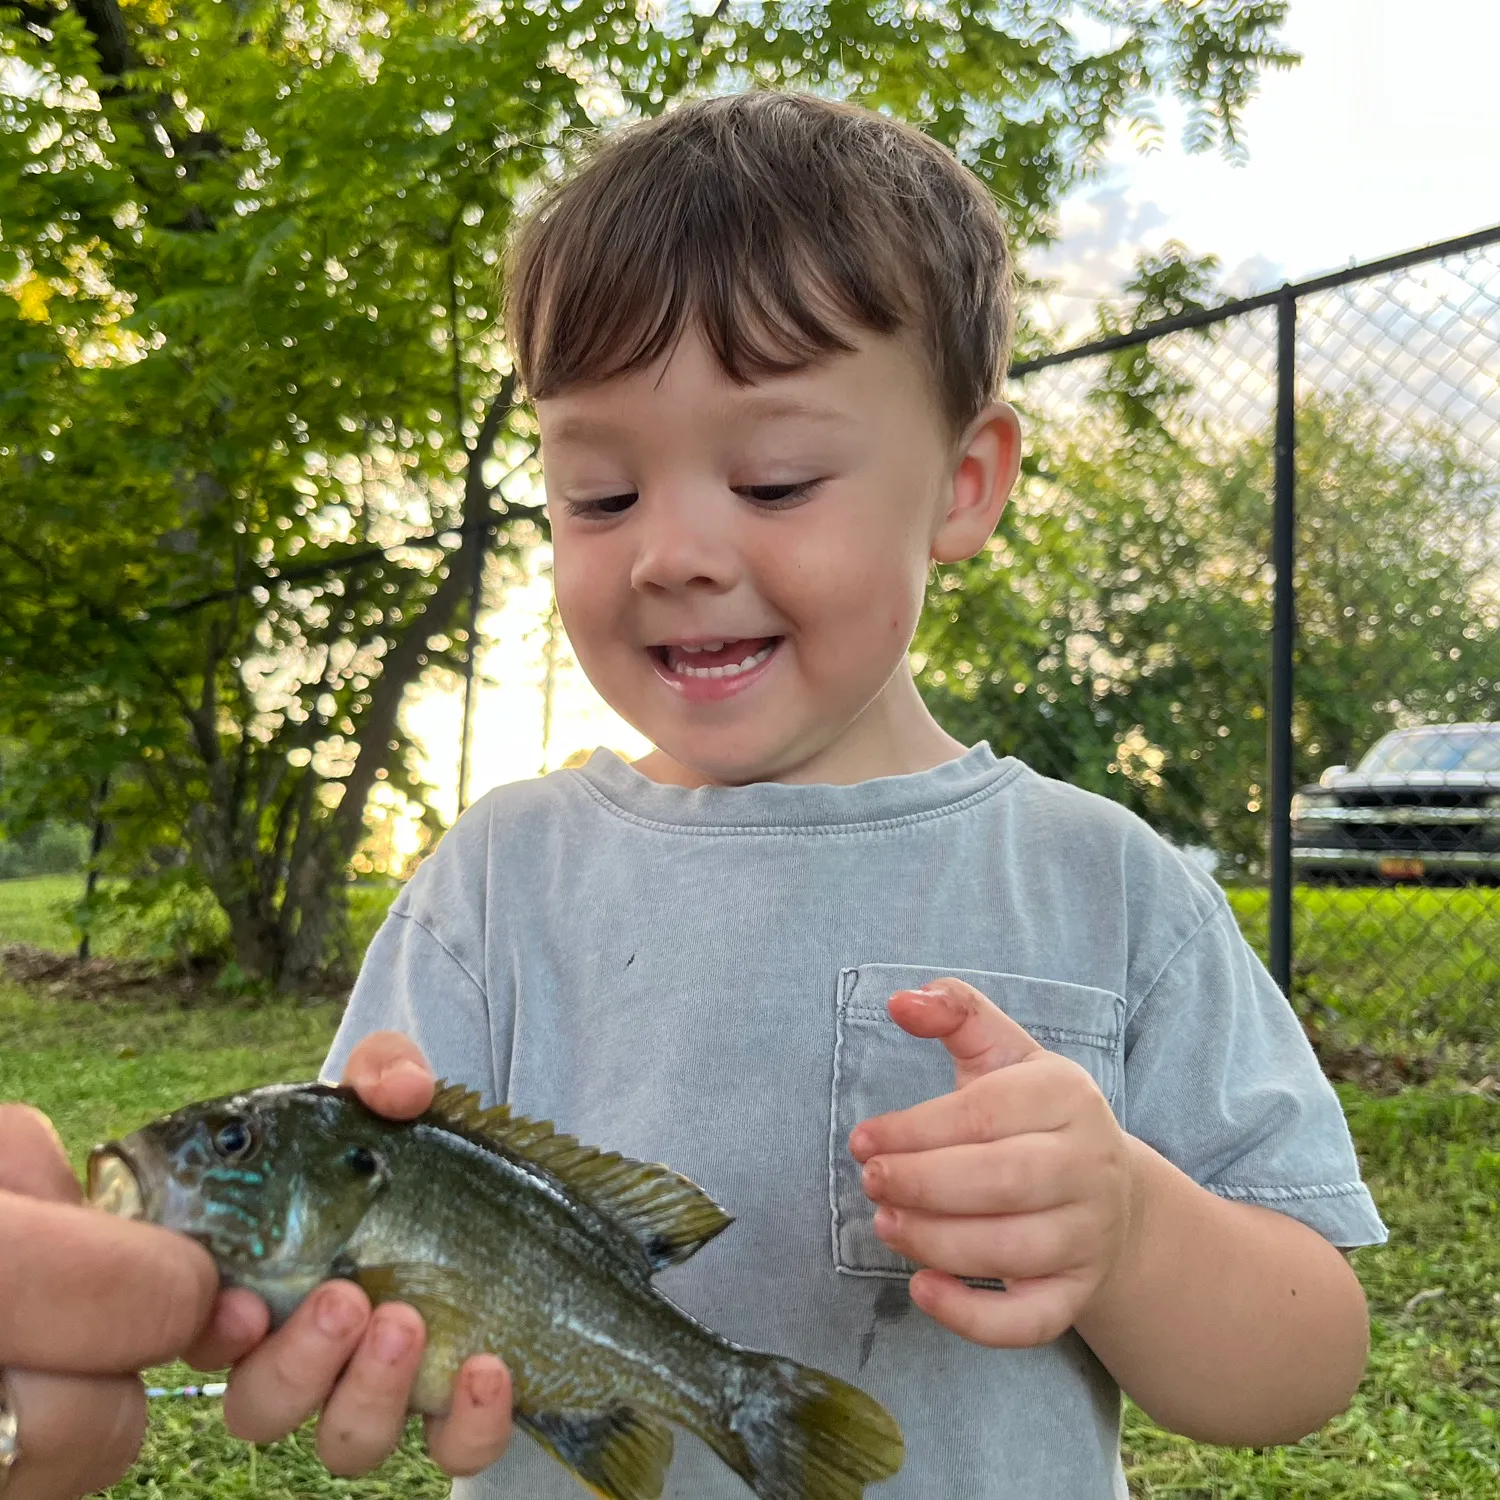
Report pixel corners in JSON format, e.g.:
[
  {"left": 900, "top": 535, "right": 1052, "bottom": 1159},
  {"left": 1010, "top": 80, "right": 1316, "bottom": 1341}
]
[{"left": 88, "top": 1143, "right": 147, "bottom": 1221}]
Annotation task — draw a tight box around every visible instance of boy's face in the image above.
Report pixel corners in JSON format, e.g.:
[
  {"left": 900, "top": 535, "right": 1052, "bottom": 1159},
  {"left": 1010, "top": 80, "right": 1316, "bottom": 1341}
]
[{"left": 537, "top": 326, "right": 1019, "bottom": 786}]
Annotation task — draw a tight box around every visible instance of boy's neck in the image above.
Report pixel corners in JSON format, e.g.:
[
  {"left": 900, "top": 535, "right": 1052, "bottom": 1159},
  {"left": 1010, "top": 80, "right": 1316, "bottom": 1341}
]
[{"left": 631, "top": 670, "right": 972, "bottom": 789}]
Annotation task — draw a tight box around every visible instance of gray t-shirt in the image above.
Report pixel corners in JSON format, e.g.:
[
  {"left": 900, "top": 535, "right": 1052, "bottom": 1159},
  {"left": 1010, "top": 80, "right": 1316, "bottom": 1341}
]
[{"left": 323, "top": 744, "right": 1386, "bottom": 1499}]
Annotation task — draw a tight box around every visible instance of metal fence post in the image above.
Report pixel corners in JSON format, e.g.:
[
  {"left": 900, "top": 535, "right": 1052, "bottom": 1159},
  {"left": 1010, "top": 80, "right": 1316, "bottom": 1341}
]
[{"left": 1268, "top": 290, "right": 1297, "bottom": 995}]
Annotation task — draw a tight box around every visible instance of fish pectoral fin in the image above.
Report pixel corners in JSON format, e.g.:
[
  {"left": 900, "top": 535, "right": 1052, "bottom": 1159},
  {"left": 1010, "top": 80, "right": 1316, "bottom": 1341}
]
[
  {"left": 354, "top": 1259, "right": 468, "bottom": 1307},
  {"left": 428, "top": 1082, "right": 731, "bottom": 1273},
  {"left": 519, "top": 1404, "right": 674, "bottom": 1500},
  {"left": 353, "top": 1261, "right": 471, "bottom": 1338}
]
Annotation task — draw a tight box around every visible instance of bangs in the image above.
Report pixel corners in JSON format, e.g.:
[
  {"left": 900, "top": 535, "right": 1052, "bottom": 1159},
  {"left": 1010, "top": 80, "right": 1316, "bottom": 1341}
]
[{"left": 510, "top": 135, "right": 910, "bottom": 398}]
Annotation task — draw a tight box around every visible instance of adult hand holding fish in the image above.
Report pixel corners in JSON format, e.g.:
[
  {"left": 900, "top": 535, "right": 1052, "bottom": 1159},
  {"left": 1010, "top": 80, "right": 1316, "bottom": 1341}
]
[
  {"left": 848, "top": 977, "right": 1138, "bottom": 1350},
  {"left": 195, "top": 1031, "right": 515, "bottom": 1481},
  {"left": 0, "top": 1101, "right": 219, "bottom": 1500}
]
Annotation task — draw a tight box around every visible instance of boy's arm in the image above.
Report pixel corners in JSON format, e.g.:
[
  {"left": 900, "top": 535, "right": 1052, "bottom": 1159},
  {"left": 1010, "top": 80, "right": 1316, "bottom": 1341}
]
[{"left": 1076, "top": 1137, "right": 1368, "bottom": 1445}]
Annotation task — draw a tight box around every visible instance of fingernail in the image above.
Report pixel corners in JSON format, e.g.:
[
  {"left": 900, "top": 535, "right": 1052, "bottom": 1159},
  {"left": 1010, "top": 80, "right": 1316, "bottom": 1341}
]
[
  {"left": 861, "top": 1160, "right": 883, "bottom": 1196},
  {"left": 372, "top": 1312, "right": 414, "bottom": 1364},
  {"left": 873, "top": 1207, "right": 898, "bottom": 1239},
  {"left": 893, "top": 988, "right": 939, "bottom": 1013},
  {"left": 317, "top": 1289, "right": 362, "bottom": 1339},
  {"left": 469, "top": 1363, "right": 507, "bottom": 1407},
  {"left": 848, "top": 1126, "right": 871, "bottom": 1159}
]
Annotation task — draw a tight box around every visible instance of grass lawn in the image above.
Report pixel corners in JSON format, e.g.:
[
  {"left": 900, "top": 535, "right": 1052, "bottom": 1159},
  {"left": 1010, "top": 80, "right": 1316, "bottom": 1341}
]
[
  {"left": 0, "top": 873, "right": 93, "bottom": 952},
  {"left": 2, "top": 876, "right": 1498, "bottom": 1497}
]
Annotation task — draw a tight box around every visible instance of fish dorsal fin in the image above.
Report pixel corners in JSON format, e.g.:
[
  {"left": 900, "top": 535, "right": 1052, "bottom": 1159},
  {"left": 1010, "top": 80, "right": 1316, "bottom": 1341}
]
[{"left": 425, "top": 1082, "right": 731, "bottom": 1272}]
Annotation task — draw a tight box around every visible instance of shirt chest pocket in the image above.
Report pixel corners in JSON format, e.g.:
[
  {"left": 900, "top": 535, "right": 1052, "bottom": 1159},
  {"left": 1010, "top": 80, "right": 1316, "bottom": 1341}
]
[{"left": 828, "top": 963, "right": 1125, "bottom": 1278}]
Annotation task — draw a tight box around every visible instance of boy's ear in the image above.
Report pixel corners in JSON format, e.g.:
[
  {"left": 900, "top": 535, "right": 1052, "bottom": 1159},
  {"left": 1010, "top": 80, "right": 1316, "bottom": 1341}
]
[{"left": 931, "top": 401, "right": 1022, "bottom": 564}]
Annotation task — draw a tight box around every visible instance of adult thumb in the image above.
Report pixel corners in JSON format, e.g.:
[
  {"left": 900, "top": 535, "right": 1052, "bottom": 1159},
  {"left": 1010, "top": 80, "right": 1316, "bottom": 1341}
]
[
  {"left": 0, "top": 1104, "right": 82, "bottom": 1204},
  {"left": 887, "top": 977, "right": 1043, "bottom": 1091}
]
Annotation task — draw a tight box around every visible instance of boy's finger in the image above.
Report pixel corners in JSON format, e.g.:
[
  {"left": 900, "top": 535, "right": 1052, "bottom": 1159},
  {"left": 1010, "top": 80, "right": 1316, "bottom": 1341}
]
[
  {"left": 425, "top": 1355, "right": 514, "bottom": 1477},
  {"left": 340, "top": 1032, "right": 436, "bottom": 1120},
  {"left": 0, "top": 1105, "right": 82, "bottom": 1203},
  {"left": 886, "top": 979, "right": 1043, "bottom": 1090},
  {"left": 182, "top": 1288, "right": 271, "bottom": 1372},
  {"left": 222, "top": 1281, "right": 372, "bottom": 1444},
  {"left": 850, "top": 1062, "right": 1067, "bottom": 1160},
  {"left": 872, "top": 1202, "right": 1083, "bottom": 1283},
  {"left": 908, "top": 1268, "right": 1080, "bottom": 1349},
  {"left": 861, "top": 1135, "right": 1076, "bottom": 1215},
  {"left": 315, "top": 1302, "right": 428, "bottom": 1477},
  {"left": 0, "top": 1193, "right": 220, "bottom": 1372}
]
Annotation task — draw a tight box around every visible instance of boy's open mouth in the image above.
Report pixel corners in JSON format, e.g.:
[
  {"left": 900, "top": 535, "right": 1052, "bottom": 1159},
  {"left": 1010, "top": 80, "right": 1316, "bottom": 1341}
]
[{"left": 651, "top": 637, "right": 781, "bottom": 680}]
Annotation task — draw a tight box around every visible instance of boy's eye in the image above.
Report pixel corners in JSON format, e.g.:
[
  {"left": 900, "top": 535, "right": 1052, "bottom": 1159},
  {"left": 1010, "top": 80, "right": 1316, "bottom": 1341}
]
[
  {"left": 565, "top": 493, "right": 637, "bottom": 518},
  {"left": 736, "top": 480, "right": 822, "bottom": 507}
]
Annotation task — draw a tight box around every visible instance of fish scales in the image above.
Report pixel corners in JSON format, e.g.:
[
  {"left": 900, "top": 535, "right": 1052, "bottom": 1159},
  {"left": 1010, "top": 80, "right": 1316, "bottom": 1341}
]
[
  {"left": 88, "top": 1081, "right": 904, "bottom": 1500},
  {"left": 345, "top": 1119, "right": 736, "bottom": 1425}
]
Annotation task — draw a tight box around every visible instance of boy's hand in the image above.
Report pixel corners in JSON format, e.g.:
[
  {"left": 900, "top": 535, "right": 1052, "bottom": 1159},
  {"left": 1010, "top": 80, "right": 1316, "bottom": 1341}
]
[
  {"left": 193, "top": 1032, "right": 514, "bottom": 1478},
  {"left": 849, "top": 978, "right": 1139, "bottom": 1349}
]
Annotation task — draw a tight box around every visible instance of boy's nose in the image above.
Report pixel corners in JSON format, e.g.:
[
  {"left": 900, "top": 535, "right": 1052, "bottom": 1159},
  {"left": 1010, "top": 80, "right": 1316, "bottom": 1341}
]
[{"left": 629, "top": 497, "right": 741, "bottom": 595}]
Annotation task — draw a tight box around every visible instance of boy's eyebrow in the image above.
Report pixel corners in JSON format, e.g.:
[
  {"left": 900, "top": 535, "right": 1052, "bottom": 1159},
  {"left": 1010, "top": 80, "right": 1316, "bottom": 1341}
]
[
  {"left": 733, "top": 394, "right": 860, "bottom": 431},
  {"left": 544, "top": 395, "right": 855, "bottom": 447}
]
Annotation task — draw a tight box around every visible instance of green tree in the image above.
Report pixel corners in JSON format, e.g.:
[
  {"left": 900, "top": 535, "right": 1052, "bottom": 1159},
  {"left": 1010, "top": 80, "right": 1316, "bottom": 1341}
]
[{"left": 0, "top": 0, "right": 1297, "bottom": 983}]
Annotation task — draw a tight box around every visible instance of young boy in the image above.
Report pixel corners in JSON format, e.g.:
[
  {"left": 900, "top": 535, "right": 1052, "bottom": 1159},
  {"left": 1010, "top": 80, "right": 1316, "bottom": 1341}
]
[{"left": 225, "top": 92, "right": 1385, "bottom": 1496}]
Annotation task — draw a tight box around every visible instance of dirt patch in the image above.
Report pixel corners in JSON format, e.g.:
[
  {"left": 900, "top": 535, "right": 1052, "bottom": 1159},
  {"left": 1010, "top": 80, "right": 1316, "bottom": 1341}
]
[
  {"left": 1304, "top": 1021, "right": 1500, "bottom": 1097},
  {"left": 0, "top": 943, "right": 209, "bottom": 1004},
  {"left": 1306, "top": 1030, "right": 1438, "bottom": 1092},
  {"left": 0, "top": 943, "right": 344, "bottom": 1007}
]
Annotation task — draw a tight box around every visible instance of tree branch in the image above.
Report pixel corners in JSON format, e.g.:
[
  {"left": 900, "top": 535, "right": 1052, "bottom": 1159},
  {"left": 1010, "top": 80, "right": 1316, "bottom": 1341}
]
[
  {"left": 445, "top": 228, "right": 465, "bottom": 445},
  {"left": 71, "top": 0, "right": 132, "bottom": 79},
  {"left": 329, "top": 373, "right": 517, "bottom": 856}
]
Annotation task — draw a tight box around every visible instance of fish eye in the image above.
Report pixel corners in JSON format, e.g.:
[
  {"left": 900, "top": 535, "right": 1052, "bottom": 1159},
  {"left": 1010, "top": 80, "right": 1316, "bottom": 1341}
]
[
  {"left": 345, "top": 1146, "right": 380, "bottom": 1177},
  {"left": 213, "top": 1118, "right": 256, "bottom": 1162}
]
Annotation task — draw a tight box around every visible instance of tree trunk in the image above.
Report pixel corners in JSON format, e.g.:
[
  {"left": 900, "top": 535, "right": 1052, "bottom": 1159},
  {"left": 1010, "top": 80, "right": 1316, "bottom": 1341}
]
[{"left": 199, "top": 380, "right": 519, "bottom": 990}]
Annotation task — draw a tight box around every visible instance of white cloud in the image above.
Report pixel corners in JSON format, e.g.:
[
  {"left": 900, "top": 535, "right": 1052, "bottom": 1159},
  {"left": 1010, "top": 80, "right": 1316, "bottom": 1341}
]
[{"left": 1027, "top": 0, "right": 1500, "bottom": 339}]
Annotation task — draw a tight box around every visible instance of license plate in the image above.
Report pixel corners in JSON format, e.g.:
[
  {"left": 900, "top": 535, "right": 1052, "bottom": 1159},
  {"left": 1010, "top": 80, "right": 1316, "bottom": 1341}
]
[{"left": 1379, "top": 857, "right": 1426, "bottom": 880}]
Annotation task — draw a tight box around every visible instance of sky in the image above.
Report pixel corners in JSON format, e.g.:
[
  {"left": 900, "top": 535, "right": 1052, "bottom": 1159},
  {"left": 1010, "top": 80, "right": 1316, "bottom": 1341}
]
[
  {"left": 406, "top": 0, "right": 1500, "bottom": 827},
  {"left": 1030, "top": 0, "right": 1500, "bottom": 336}
]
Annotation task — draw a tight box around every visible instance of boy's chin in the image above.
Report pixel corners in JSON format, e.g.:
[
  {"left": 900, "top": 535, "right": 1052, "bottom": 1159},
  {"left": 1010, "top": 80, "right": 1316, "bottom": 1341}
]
[{"left": 640, "top": 724, "right": 850, "bottom": 788}]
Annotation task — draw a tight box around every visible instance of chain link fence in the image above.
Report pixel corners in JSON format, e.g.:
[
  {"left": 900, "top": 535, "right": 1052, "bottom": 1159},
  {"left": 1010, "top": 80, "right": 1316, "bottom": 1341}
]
[{"left": 979, "top": 226, "right": 1500, "bottom": 1046}]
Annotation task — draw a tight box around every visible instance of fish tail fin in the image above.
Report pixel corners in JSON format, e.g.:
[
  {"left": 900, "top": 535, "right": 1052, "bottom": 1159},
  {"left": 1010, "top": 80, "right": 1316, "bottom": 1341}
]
[{"left": 704, "top": 1353, "right": 904, "bottom": 1499}]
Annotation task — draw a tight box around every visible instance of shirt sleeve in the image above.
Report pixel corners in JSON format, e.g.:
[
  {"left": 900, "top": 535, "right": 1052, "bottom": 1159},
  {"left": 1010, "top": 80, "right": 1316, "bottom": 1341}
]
[
  {"left": 320, "top": 909, "right": 506, "bottom": 1104},
  {"left": 1122, "top": 899, "right": 1387, "bottom": 1249},
  {"left": 319, "top": 793, "right": 514, "bottom": 1104}
]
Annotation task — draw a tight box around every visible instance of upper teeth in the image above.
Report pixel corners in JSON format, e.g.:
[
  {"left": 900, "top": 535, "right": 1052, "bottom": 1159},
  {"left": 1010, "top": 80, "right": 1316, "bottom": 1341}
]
[
  {"left": 680, "top": 642, "right": 726, "bottom": 654},
  {"left": 672, "top": 642, "right": 775, "bottom": 679}
]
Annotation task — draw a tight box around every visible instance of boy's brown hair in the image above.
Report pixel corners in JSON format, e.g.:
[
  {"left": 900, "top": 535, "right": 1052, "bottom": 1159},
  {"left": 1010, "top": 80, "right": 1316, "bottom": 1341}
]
[{"left": 506, "top": 91, "right": 1013, "bottom": 433}]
